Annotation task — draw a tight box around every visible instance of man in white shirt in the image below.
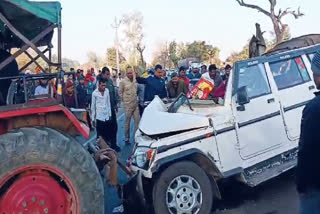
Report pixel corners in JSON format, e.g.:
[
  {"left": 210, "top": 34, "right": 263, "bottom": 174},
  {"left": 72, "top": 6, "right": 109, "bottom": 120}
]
[
  {"left": 34, "top": 79, "right": 49, "bottom": 96},
  {"left": 91, "top": 79, "right": 120, "bottom": 152}
]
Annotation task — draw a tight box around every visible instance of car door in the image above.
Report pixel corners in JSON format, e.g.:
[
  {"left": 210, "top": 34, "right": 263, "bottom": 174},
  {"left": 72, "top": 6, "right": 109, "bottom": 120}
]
[
  {"left": 268, "top": 54, "right": 316, "bottom": 140},
  {"left": 233, "top": 61, "right": 288, "bottom": 160}
]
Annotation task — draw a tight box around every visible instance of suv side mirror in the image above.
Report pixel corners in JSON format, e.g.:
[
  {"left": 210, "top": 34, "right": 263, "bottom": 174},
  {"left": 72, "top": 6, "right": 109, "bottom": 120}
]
[{"left": 237, "top": 86, "right": 250, "bottom": 105}]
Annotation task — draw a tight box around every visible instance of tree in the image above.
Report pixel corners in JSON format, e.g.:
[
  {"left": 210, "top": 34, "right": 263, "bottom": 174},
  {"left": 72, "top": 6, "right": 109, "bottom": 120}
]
[
  {"left": 106, "top": 47, "right": 127, "bottom": 71},
  {"left": 152, "top": 40, "right": 222, "bottom": 68},
  {"left": 122, "top": 11, "right": 145, "bottom": 67},
  {"left": 177, "top": 42, "right": 188, "bottom": 59},
  {"left": 186, "top": 41, "right": 206, "bottom": 61},
  {"left": 186, "top": 41, "right": 205, "bottom": 61},
  {"left": 61, "top": 57, "right": 80, "bottom": 72},
  {"left": 266, "top": 29, "right": 291, "bottom": 49},
  {"left": 205, "top": 47, "right": 221, "bottom": 66},
  {"left": 236, "top": 0, "right": 304, "bottom": 44},
  {"left": 169, "top": 41, "right": 179, "bottom": 68},
  {"left": 83, "top": 51, "right": 103, "bottom": 70},
  {"left": 226, "top": 45, "right": 249, "bottom": 65},
  {"left": 151, "top": 41, "right": 171, "bottom": 69},
  {"left": 136, "top": 43, "right": 146, "bottom": 69},
  {"left": 51, "top": 54, "right": 80, "bottom": 72},
  {"left": 184, "top": 41, "right": 221, "bottom": 66}
]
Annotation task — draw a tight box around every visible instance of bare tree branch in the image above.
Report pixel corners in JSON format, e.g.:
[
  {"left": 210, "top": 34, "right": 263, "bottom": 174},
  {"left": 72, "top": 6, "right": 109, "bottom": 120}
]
[
  {"left": 278, "top": 7, "right": 304, "bottom": 20},
  {"left": 269, "top": 0, "right": 276, "bottom": 14},
  {"left": 235, "top": 0, "right": 304, "bottom": 44},
  {"left": 136, "top": 42, "right": 146, "bottom": 68},
  {"left": 277, "top": 8, "right": 282, "bottom": 17},
  {"left": 292, "top": 7, "right": 305, "bottom": 19},
  {"left": 136, "top": 43, "right": 145, "bottom": 53},
  {"left": 236, "top": 0, "right": 271, "bottom": 17}
]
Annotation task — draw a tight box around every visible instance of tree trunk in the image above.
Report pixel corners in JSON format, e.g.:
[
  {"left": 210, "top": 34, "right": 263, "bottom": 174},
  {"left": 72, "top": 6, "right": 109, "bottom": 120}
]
[
  {"left": 139, "top": 51, "right": 145, "bottom": 69},
  {"left": 136, "top": 43, "right": 146, "bottom": 69},
  {"left": 270, "top": 15, "right": 283, "bottom": 44}
]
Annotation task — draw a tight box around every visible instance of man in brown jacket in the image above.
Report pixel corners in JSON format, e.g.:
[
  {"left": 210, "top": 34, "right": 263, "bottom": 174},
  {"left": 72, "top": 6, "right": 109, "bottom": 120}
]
[
  {"left": 167, "top": 72, "right": 188, "bottom": 98},
  {"left": 119, "top": 67, "right": 140, "bottom": 143}
]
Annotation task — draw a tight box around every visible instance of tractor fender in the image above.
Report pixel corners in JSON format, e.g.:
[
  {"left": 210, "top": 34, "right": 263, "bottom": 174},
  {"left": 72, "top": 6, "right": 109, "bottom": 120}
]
[{"left": 0, "top": 103, "right": 90, "bottom": 139}]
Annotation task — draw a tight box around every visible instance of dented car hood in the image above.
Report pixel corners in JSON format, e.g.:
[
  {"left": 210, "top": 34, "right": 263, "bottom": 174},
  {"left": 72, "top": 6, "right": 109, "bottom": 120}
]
[{"left": 139, "top": 97, "right": 210, "bottom": 136}]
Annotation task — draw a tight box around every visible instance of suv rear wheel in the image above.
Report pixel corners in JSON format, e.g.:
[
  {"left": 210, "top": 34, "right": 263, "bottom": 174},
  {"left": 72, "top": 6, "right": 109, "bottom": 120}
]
[
  {"left": 153, "top": 161, "right": 213, "bottom": 214},
  {"left": 0, "top": 127, "right": 104, "bottom": 214}
]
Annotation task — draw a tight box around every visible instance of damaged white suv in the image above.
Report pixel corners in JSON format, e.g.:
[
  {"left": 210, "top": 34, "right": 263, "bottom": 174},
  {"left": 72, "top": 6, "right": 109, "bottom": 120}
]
[{"left": 130, "top": 43, "right": 320, "bottom": 214}]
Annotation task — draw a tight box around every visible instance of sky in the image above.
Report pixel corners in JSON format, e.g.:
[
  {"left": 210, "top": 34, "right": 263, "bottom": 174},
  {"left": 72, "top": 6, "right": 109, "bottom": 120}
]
[{"left": 46, "top": 0, "right": 320, "bottom": 64}]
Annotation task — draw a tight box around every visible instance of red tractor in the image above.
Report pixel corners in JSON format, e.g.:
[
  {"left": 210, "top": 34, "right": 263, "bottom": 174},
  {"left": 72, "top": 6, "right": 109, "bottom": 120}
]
[{"left": 0, "top": 1, "right": 105, "bottom": 213}]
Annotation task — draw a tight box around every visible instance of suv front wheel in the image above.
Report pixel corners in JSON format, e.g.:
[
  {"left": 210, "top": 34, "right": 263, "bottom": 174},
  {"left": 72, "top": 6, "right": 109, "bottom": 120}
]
[{"left": 153, "top": 161, "right": 213, "bottom": 214}]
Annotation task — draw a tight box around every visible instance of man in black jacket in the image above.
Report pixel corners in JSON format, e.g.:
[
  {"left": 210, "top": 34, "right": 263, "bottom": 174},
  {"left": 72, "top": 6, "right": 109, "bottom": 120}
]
[
  {"left": 297, "top": 51, "right": 320, "bottom": 214},
  {"left": 136, "top": 64, "right": 167, "bottom": 102}
]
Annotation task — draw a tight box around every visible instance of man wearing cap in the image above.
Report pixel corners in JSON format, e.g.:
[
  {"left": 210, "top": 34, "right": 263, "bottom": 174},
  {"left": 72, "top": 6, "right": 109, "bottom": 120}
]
[
  {"left": 167, "top": 72, "right": 188, "bottom": 99},
  {"left": 35, "top": 79, "right": 49, "bottom": 96},
  {"left": 188, "top": 66, "right": 202, "bottom": 86},
  {"left": 63, "top": 81, "right": 76, "bottom": 108},
  {"left": 297, "top": 51, "right": 320, "bottom": 214}
]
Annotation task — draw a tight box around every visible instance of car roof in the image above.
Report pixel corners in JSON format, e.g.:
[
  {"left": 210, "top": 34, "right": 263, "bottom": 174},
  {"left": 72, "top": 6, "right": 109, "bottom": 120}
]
[{"left": 235, "top": 44, "right": 320, "bottom": 69}]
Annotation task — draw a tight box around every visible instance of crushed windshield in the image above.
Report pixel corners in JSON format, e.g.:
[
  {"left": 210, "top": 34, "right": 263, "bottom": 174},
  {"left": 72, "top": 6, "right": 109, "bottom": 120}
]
[{"left": 168, "top": 93, "right": 192, "bottom": 113}]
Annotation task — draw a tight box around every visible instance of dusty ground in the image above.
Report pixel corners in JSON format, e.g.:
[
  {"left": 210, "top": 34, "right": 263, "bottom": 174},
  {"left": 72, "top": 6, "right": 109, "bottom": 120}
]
[{"left": 214, "top": 170, "right": 298, "bottom": 214}]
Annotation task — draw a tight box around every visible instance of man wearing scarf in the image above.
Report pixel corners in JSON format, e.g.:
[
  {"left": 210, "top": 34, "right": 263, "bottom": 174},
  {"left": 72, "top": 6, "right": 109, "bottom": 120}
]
[{"left": 63, "top": 81, "right": 76, "bottom": 108}]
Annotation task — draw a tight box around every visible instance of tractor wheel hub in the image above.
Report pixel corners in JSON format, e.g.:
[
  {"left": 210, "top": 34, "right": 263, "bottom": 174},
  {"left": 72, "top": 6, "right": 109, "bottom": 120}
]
[{"left": 0, "top": 171, "right": 70, "bottom": 214}]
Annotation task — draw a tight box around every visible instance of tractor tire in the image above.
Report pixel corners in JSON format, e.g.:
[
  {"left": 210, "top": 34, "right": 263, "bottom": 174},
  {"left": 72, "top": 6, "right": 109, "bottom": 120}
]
[
  {"left": 0, "top": 127, "right": 104, "bottom": 214},
  {"left": 153, "top": 161, "right": 213, "bottom": 214}
]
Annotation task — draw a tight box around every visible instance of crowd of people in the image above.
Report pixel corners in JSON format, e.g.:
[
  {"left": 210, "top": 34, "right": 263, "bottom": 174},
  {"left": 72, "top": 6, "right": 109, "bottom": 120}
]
[
  {"left": 90, "top": 63, "right": 232, "bottom": 152},
  {"left": 32, "top": 63, "right": 231, "bottom": 152}
]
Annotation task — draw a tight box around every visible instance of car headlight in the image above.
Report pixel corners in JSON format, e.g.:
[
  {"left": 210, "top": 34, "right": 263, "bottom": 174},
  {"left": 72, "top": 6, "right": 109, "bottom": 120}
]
[{"left": 132, "top": 147, "right": 156, "bottom": 169}]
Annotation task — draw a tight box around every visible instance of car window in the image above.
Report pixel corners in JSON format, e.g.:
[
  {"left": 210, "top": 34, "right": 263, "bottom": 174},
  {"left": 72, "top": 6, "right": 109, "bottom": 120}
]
[
  {"left": 237, "top": 63, "right": 271, "bottom": 99},
  {"left": 296, "top": 57, "right": 310, "bottom": 82},
  {"left": 269, "top": 56, "right": 310, "bottom": 90},
  {"left": 308, "top": 53, "right": 315, "bottom": 62}
]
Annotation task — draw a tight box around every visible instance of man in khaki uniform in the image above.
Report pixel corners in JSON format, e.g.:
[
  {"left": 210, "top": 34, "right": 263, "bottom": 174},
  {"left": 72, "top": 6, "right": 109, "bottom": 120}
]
[{"left": 120, "top": 67, "right": 140, "bottom": 143}]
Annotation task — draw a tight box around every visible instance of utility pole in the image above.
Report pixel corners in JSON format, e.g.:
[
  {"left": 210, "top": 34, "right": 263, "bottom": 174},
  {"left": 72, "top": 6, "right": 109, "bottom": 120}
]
[{"left": 111, "top": 17, "right": 121, "bottom": 76}]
